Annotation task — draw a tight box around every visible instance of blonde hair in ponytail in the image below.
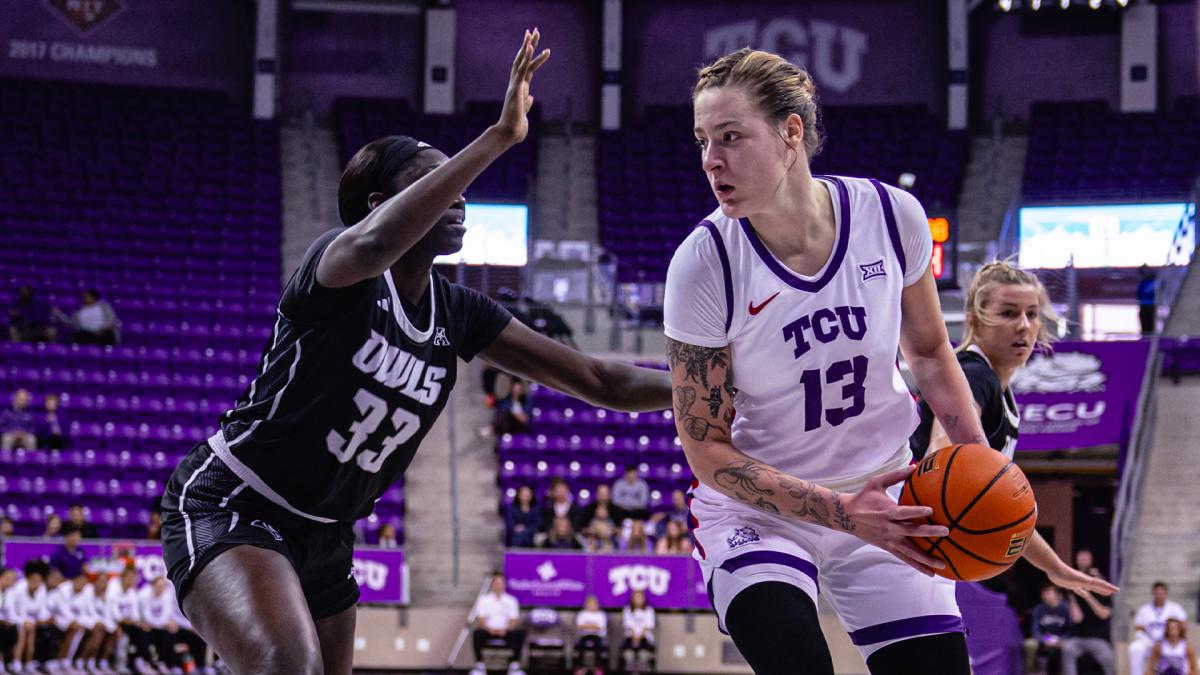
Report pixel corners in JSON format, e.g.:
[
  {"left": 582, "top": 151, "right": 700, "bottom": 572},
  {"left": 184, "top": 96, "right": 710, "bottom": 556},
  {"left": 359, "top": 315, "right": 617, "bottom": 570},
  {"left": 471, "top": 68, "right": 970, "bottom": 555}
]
[{"left": 959, "top": 259, "right": 1060, "bottom": 353}]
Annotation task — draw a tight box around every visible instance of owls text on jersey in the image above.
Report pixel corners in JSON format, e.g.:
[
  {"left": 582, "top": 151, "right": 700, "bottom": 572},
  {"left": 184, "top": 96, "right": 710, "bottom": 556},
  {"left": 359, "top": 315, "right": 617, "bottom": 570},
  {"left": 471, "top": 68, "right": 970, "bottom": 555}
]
[
  {"left": 910, "top": 346, "right": 1020, "bottom": 460},
  {"left": 664, "top": 176, "right": 933, "bottom": 491},
  {"left": 204, "top": 229, "right": 512, "bottom": 523}
]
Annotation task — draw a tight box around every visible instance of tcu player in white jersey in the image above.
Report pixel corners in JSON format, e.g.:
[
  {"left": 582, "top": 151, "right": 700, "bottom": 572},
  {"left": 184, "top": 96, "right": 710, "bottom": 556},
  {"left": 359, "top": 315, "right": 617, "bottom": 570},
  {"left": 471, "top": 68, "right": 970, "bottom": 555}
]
[{"left": 667, "top": 48, "right": 1003, "bottom": 673}]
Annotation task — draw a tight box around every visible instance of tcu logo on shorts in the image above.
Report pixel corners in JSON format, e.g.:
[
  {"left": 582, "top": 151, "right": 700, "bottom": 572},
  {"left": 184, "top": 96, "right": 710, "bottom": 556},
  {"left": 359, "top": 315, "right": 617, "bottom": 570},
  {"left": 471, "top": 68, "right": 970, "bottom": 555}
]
[{"left": 726, "top": 526, "right": 760, "bottom": 550}]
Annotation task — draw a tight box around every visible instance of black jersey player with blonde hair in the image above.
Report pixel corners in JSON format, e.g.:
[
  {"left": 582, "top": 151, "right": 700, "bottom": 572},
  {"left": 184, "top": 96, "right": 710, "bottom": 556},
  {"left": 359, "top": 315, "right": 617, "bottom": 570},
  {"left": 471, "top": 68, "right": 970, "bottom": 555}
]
[{"left": 160, "top": 30, "right": 672, "bottom": 675}]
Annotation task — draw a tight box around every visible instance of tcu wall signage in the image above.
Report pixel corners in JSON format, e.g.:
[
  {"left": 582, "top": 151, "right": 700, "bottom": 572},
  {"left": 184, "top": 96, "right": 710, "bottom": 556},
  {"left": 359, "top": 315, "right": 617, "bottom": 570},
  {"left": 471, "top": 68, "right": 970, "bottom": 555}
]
[{"left": 703, "top": 18, "right": 868, "bottom": 93}]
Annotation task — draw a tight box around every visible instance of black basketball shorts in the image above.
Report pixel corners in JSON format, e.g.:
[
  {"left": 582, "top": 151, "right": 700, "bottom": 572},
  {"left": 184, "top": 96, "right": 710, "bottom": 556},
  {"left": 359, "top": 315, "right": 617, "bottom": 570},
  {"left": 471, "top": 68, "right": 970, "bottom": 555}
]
[{"left": 160, "top": 441, "right": 360, "bottom": 620}]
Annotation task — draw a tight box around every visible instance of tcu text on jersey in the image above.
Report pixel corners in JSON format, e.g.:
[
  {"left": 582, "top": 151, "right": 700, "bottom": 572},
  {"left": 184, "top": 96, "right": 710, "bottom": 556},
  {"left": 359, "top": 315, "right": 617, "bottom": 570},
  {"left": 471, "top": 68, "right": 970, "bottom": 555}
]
[
  {"left": 781, "top": 305, "right": 868, "bottom": 358},
  {"left": 350, "top": 329, "right": 446, "bottom": 403}
]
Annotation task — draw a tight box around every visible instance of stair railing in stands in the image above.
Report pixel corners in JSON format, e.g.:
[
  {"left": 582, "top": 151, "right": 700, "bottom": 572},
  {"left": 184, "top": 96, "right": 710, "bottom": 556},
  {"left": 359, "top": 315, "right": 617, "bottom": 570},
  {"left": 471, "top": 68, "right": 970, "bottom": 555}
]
[
  {"left": 1157, "top": 178, "right": 1199, "bottom": 331},
  {"left": 1109, "top": 337, "right": 1162, "bottom": 637}
]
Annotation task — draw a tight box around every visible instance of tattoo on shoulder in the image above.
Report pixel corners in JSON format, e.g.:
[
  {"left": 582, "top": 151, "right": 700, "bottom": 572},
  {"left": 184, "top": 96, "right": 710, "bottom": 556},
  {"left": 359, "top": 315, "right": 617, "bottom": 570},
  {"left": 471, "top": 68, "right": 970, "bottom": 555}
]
[{"left": 666, "top": 339, "right": 728, "bottom": 389}]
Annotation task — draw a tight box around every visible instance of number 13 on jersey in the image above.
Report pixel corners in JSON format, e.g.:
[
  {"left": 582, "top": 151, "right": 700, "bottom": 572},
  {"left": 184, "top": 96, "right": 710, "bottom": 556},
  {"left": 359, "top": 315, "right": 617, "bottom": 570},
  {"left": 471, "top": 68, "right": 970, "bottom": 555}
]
[{"left": 797, "top": 355, "right": 868, "bottom": 431}]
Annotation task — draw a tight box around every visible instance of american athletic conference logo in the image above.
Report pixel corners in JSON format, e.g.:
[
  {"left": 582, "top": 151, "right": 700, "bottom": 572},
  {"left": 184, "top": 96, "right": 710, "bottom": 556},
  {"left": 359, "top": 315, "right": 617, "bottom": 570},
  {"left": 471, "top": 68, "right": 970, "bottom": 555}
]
[
  {"left": 726, "top": 526, "right": 760, "bottom": 550},
  {"left": 44, "top": 0, "right": 125, "bottom": 35}
]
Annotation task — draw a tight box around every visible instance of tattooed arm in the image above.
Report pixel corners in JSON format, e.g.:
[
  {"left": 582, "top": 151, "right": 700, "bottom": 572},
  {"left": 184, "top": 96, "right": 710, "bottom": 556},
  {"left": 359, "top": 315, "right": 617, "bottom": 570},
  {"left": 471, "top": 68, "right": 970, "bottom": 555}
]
[
  {"left": 898, "top": 268, "right": 988, "bottom": 446},
  {"left": 666, "top": 337, "right": 948, "bottom": 573}
]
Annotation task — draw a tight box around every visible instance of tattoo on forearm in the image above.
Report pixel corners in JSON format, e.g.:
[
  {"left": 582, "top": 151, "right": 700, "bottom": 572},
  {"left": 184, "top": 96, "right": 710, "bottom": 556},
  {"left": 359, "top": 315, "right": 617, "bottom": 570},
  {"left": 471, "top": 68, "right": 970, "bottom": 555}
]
[
  {"left": 681, "top": 416, "right": 713, "bottom": 441},
  {"left": 942, "top": 414, "right": 959, "bottom": 434},
  {"left": 754, "top": 497, "right": 780, "bottom": 514},
  {"left": 713, "top": 460, "right": 776, "bottom": 497},
  {"left": 832, "top": 490, "right": 855, "bottom": 532},
  {"left": 779, "top": 478, "right": 832, "bottom": 528},
  {"left": 673, "top": 386, "right": 695, "bottom": 419},
  {"left": 666, "top": 339, "right": 727, "bottom": 389}
]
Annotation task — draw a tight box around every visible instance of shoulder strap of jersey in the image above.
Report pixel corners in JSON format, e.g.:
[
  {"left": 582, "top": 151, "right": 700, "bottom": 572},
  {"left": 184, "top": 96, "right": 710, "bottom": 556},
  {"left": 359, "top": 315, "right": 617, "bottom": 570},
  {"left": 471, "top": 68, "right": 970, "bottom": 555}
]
[
  {"left": 698, "top": 219, "right": 734, "bottom": 334},
  {"left": 868, "top": 178, "right": 907, "bottom": 278}
]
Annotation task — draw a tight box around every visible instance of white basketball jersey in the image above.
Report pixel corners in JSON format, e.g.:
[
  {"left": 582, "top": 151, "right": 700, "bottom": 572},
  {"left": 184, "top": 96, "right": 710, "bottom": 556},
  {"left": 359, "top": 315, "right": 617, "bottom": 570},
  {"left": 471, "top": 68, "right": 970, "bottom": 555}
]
[{"left": 665, "top": 176, "right": 933, "bottom": 496}]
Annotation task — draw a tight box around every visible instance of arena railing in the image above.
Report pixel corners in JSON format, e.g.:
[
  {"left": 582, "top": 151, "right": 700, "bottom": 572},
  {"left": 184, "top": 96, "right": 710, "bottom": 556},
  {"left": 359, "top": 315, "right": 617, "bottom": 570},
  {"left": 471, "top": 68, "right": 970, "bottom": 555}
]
[
  {"left": 1109, "top": 336, "right": 1162, "bottom": 635},
  {"left": 1157, "top": 178, "right": 1199, "bottom": 331}
]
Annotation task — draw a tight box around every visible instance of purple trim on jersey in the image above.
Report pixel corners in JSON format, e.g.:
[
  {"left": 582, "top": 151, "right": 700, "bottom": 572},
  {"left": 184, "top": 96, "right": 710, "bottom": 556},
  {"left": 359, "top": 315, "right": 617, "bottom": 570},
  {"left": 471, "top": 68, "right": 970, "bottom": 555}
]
[
  {"left": 719, "top": 550, "right": 819, "bottom": 592},
  {"left": 868, "top": 178, "right": 907, "bottom": 277},
  {"left": 847, "top": 614, "right": 965, "bottom": 646},
  {"left": 738, "top": 176, "right": 851, "bottom": 292},
  {"left": 699, "top": 219, "right": 734, "bottom": 333}
]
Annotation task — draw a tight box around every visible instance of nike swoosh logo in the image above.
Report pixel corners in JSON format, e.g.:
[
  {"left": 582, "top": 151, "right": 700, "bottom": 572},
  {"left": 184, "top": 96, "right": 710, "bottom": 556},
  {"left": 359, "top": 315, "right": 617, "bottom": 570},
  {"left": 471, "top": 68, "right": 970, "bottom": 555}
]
[{"left": 748, "top": 292, "right": 780, "bottom": 316}]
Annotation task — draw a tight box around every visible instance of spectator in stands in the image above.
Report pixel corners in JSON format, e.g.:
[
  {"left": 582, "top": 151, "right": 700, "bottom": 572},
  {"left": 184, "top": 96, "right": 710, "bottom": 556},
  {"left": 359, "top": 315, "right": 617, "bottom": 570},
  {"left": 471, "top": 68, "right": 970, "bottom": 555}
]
[
  {"left": 1130, "top": 582, "right": 1190, "bottom": 675},
  {"left": 49, "top": 523, "right": 87, "bottom": 580},
  {"left": 1063, "top": 553, "right": 1115, "bottom": 675},
  {"left": 494, "top": 380, "right": 531, "bottom": 436},
  {"left": 55, "top": 289, "right": 119, "bottom": 346},
  {"left": 621, "top": 590, "right": 655, "bottom": 674},
  {"left": 1148, "top": 618, "right": 1197, "bottom": 675},
  {"left": 145, "top": 510, "right": 161, "bottom": 541},
  {"left": 1138, "top": 265, "right": 1157, "bottom": 336},
  {"left": 619, "top": 520, "right": 652, "bottom": 554},
  {"left": 0, "top": 516, "right": 13, "bottom": 539},
  {"left": 505, "top": 485, "right": 539, "bottom": 548},
  {"left": 8, "top": 286, "right": 55, "bottom": 344},
  {"left": 36, "top": 393, "right": 67, "bottom": 450},
  {"left": 654, "top": 520, "right": 693, "bottom": 556},
  {"left": 1026, "top": 584, "right": 1072, "bottom": 675},
  {"left": 469, "top": 571, "right": 526, "bottom": 675},
  {"left": 648, "top": 489, "right": 688, "bottom": 536},
  {"left": 42, "top": 513, "right": 62, "bottom": 539},
  {"left": 539, "top": 478, "right": 580, "bottom": 534},
  {"left": 581, "top": 520, "right": 618, "bottom": 554},
  {"left": 542, "top": 516, "right": 583, "bottom": 550},
  {"left": 611, "top": 467, "right": 649, "bottom": 522},
  {"left": 67, "top": 504, "right": 98, "bottom": 539},
  {"left": 377, "top": 523, "right": 399, "bottom": 549},
  {"left": 574, "top": 595, "right": 607, "bottom": 675},
  {"left": 577, "top": 484, "right": 616, "bottom": 531},
  {"left": 1, "top": 388, "right": 37, "bottom": 451}
]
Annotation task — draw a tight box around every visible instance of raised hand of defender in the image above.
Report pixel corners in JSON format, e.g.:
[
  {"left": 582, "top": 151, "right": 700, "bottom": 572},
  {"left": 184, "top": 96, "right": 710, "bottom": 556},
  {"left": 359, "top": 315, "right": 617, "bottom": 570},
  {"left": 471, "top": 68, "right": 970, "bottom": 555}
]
[
  {"left": 496, "top": 28, "right": 551, "bottom": 145},
  {"left": 841, "top": 465, "right": 950, "bottom": 576}
]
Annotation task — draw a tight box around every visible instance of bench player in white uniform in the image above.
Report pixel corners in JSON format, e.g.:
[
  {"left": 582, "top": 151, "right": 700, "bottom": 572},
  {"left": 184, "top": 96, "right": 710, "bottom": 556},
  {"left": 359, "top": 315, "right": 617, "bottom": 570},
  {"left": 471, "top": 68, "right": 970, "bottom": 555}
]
[
  {"left": 1150, "top": 618, "right": 1196, "bottom": 675},
  {"left": 1132, "top": 583, "right": 1190, "bottom": 675},
  {"left": 666, "top": 48, "right": 998, "bottom": 674}
]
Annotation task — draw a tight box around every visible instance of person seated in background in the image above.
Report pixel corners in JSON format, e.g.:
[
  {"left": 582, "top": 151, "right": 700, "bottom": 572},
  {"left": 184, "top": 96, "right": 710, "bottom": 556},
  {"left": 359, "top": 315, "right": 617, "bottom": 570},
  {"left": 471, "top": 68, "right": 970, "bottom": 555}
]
[
  {"left": 376, "top": 523, "right": 399, "bottom": 549},
  {"left": 505, "top": 485, "right": 539, "bottom": 548},
  {"left": 144, "top": 510, "right": 161, "bottom": 541},
  {"left": 1130, "top": 582, "right": 1190, "bottom": 675},
  {"left": 1062, "top": 549, "right": 1115, "bottom": 675},
  {"left": 49, "top": 523, "right": 87, "bottom": 582},
  {"left": 1026, "top": 584, "right": 1072, "bottom": 675},
  {"left": 581, "top": 520, "right": 618, "bottom": 554},
  {"left": 653, "top": 520, "right": 693, "bottom": 556},
  {"left": 611, "top": 467, "right": 649, "bottom": 522},
  {"left": 574, "top": 595, "right": 607, "bottom": 675},
  {"left": 621, "top": 590, "right": 655, "bottom": 675},
  {"left": 493, "top": 379, "right": 531, "bottom": 436},
  {"left": 42, "top": 514, "right": 62, "bottom": 539},
  {"left": 8, "top": 286, "right": 55, "bottom": 344},
  {"left": 577, "top": 484, "right": 617, "bottom": 531},
  {"left": 618, "top": 520, "right": 652, "bottom": 554},
  {"left": 647, "top": 489, "right": 688, "bottom": 537},
  {"left": 1149, "top": 618, "right": 1197, "bottom": 675},
  {"left": 538, "top": 478, "right": 580, "bottom": 534},
  {"left": 0, "top": 516, "right": 14, "bottom": 540},
  {"left": 7, "top": 559, "right": 49, "bottom": 673},
  {"left": 139, "top": 576, "right": 185, "bottom": 672},
  {"left": 66, "top": 504, "right": 98, "bottom": 539},
  {"left": 54, "top": 288, "right": 120, "bottom": 346},
  {"left": 541, "top": 516, "right": 583, "bottom": 550},
  {"left": 36, "top": 393, "right": 67, "bottom": 450},
  {"left": 470, "top": 571, "right": 526, "bottom": 675},
  {"left": 1, "top": 388, "right": 37, "bottom": 451},
  {"left": 0, "top": 567, "right": 18, "bottom": 667},
  {"left": 106, "top": 565, "right": 155, "bottom": 674}
]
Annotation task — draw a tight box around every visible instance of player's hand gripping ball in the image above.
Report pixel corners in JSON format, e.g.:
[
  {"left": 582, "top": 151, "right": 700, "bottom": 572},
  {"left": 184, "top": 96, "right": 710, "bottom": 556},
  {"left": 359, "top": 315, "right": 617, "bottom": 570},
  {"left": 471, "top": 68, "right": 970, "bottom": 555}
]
[{"left": 899, "top": 443, "right": 1037, "bottom": 581}]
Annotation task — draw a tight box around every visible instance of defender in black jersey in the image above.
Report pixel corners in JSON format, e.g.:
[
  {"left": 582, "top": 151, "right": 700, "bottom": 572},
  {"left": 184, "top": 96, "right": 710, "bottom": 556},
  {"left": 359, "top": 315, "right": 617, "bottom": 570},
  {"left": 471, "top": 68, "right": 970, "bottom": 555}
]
[
  {"left": 160, "top": 31, "right": 672, "bottom": 675},
  {"left": 908, "top": 261, "right": 1117, "bottom": 599}
]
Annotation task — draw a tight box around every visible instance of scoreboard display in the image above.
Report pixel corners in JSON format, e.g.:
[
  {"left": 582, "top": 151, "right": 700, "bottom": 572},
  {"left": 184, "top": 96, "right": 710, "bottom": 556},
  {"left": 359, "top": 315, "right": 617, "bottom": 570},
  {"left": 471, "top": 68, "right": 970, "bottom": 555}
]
[{"left": 928, "top": 215, "right": 956, "bottom": 288}]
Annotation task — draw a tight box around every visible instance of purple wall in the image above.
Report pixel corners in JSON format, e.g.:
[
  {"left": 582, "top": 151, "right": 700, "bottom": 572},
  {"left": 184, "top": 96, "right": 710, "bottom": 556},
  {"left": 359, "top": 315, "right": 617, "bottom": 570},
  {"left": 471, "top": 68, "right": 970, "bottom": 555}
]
[
  {"left": 281, "top": 10, "right": 422, "bottom": 115},
  {"left": 625, "top": 0, "right": 946, "bottom": 115},
  {"left": 1161, "top": 0, "right": 1200, "bottom": 105},
  {"left": 455, "top": 0, "right": 599, "bottom": 122},
  {"left": 0, "top": 0, "right": 251, "bottom": 98}
]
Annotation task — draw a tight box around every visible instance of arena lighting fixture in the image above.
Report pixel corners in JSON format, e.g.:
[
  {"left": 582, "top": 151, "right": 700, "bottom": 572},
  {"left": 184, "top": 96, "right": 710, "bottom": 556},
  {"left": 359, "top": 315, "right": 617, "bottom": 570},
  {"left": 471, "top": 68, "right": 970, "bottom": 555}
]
[
  {"left": 1115, "top": 0, "right": 1128, "bottom": 5},
  {"left": 998, "top": 0, "right": 1012, "bottom": 10},
  {"left": 1060, "top": 0, "right": 1070, "bottom": 8},
  {"left": 1031, "top": 0, "right": 1042, "bottom": 9},
  {"left": 1089, "top": 0, "right": 1101, "bottom": 8}
]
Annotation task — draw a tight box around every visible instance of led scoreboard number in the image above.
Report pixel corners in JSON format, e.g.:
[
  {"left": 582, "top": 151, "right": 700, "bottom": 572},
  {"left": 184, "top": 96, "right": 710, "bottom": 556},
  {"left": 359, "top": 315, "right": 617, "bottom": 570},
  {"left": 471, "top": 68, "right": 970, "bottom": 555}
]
[{"left": 927, "top": 216, "right": 955, "bottom": 287}]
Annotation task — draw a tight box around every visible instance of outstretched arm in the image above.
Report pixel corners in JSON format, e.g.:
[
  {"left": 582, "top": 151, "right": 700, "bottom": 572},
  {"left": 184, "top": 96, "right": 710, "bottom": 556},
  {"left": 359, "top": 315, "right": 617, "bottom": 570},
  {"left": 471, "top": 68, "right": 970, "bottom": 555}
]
[
  {"left": 665, "top": 337, "right": 949, "bottom": 575},
  {"left": 480, "top": 319, "right": 671, "bottom": 412},
  {"left": 1025, "top": 534, "right": 1119, "bottom": 595},
  {"left": 899, "top": 269, "right": 987, "bottom": 446},
  {"left": 316, "top": 30, "right": 550, "bottom": 288}
]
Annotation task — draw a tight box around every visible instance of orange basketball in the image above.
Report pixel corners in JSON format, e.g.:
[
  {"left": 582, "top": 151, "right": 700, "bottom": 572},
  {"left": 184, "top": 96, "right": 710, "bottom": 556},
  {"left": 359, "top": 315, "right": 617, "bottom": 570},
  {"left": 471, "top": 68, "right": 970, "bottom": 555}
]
[{"left": 899, "top": 443, "right": 1037, "bottom": 582}]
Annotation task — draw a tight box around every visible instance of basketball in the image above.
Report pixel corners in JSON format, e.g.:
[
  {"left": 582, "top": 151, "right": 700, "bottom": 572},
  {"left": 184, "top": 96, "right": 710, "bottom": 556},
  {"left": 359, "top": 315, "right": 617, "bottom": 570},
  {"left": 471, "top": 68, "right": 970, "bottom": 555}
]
[{"left": 900, "top": 444, "right": 1038, "bottom": 582}]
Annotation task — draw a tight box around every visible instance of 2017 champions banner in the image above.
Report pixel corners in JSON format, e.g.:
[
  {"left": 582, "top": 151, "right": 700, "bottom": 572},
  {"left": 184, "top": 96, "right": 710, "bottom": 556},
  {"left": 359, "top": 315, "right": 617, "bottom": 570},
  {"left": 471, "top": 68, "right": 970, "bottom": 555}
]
[
  {"left": 1009, "top": 340, "right": 1152, "bottom": 452},
  {"left": 0, "top": 539, "right": 407, "bottom": 604}
]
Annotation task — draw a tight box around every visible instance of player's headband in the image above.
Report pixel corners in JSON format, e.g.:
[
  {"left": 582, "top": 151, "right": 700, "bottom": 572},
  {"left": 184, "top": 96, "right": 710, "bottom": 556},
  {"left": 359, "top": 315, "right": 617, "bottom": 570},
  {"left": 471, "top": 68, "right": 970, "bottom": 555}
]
[{"left": 382, "top": 135, "right": 434, "bottom": 177}]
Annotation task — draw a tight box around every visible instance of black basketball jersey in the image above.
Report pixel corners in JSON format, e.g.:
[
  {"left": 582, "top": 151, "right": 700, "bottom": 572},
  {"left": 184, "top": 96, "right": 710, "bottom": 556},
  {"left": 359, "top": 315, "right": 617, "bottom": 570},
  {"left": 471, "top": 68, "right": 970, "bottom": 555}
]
[
  {"left": 208, "top": 229, "right": 512, "bottom": 522},
  {"left": 909, "top": 347, "right": 1020, "bottom": 461}
]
